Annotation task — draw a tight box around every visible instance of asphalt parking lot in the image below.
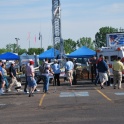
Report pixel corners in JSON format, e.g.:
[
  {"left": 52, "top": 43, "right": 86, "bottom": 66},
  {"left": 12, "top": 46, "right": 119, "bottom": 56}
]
[{"left": 0, "top": 80, "right": 124, "bottom": 124}]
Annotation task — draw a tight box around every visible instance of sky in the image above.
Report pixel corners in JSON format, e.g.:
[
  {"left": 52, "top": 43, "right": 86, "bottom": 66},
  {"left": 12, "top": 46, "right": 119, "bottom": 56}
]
[{"left": 0, "top": 0, "right": 124, "bottom": 51}]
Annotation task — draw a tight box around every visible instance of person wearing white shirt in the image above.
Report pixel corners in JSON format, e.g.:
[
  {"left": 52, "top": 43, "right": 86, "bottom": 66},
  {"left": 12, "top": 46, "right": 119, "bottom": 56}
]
[{"left": 26, "top": 60, "right": 37, "bottom": 97}]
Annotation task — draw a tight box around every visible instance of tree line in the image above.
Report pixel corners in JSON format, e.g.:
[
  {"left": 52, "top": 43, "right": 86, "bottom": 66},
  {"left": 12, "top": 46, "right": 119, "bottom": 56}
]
[{"left": 0, "top": 26, "right": 123, "bottom": 55}]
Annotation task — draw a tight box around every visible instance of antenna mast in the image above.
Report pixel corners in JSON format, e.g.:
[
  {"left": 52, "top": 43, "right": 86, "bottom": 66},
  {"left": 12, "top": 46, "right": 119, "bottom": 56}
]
[{"left": 52, "top": 0, "right": 64, "bottom": 58}]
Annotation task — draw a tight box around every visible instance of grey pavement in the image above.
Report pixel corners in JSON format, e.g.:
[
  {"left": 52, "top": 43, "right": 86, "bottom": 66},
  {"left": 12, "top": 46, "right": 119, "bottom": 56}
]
[{"left": 0, "top": 80, "right": 124, "bottom": 124}]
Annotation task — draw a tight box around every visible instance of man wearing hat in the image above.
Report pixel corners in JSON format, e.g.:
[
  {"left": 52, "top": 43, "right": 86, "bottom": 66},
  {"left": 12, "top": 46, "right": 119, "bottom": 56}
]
[{"left": 26, "top": 60, "right": 37, "bottom": 97}]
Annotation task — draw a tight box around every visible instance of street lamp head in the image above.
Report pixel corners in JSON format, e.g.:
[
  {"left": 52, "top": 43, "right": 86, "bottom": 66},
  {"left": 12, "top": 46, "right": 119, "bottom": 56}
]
[{"left": 15, "top": 38, "right": 20, "bottom": 40}]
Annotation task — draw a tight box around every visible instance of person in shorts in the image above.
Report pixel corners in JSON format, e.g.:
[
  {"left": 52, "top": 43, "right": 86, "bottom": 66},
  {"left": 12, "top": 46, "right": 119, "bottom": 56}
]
[
  {"left": 26, "top": 60, "right": 37, "bottom": 97},
  {"left": 97, "top": 55, "right": 110, "bottom": 89},
  {"left": 65, "top": 58, "right": 74, "bottom": 86}
]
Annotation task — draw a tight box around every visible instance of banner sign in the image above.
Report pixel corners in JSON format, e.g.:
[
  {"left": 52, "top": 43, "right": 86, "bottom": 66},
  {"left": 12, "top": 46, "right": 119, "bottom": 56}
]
[{"left": 107, "top": 33, "right": 124, "bottom": 47}]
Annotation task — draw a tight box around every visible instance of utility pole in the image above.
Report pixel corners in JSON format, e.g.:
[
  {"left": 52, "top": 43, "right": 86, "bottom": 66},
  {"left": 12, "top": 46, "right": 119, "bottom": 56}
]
[
  {"left": 39, "top": 32, "right": 42, "bottom": 49},
  {"left": 27, "top": 32, "right": 31, "bottom": 52},
  {"left": 119, "top": 27, "right": 124, "bottom": 32},
  {"left": 52, "top": 0, "right": 64, "bottom": 58},
  {"left": 15, "top": 38, "right": 20, "bottom": 54}
]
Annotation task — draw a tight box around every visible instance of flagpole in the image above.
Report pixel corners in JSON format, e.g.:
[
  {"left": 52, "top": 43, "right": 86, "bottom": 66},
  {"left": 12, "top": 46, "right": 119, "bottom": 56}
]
[
  {"left": 28, "top": 32, "right": 31, "bottom": 52},
  {"left": 29, "top": 39, "right": 30, "bottom": 50},
  {"left": 41, "top": 34, "right": 42, "bottom": 49},
  {"left": 39, "top": 32, "right": 42, "bottom": 49}
]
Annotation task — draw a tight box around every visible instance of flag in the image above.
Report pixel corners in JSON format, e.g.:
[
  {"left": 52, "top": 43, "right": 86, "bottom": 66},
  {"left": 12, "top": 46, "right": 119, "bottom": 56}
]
[
  {"left": 27, "top": 32, "right": 30, "bottom": 40},
  {"left": 39, "top": 32, "right": 41, "bottom": 40}
]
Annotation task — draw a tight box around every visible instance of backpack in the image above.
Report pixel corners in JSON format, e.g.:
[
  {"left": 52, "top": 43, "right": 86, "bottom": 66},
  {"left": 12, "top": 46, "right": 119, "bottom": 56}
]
[{"left": 39, "top": 63, "right": 47, "bottom": 74}]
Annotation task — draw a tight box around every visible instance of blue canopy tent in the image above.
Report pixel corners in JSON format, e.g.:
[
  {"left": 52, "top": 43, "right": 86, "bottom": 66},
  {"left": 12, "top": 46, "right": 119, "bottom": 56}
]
[
  {"left": 67, "top": 46, "right": 96, "bottom": 58},
  {"left": 39, "top": 48, "right": 60, "bottom": 60},
  {"left": 0, "top": 52, "right": 19, "bottom": 60}
]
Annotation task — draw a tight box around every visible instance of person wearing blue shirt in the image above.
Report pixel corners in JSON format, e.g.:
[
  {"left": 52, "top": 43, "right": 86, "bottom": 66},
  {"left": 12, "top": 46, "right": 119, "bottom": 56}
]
[
  {"left": 65, "top": 58, "right": 74, "bottom": 86},
  {"left": 1, "top": 63, "right": 9, "bottom": 92},
  {"left": 97, "top": 56, "right": 110, "bottom": 89},
  {"left": 0, "top": 60, "right": 5, "bottom": 94},
  {"left": 52, "top": 59, "right": 61, "bottom": 86}
]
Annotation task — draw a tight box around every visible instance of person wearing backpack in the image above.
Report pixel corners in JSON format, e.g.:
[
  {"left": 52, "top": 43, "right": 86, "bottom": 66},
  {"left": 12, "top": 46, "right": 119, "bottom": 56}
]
[
  {"left": 37, "top": 60, "right": 46, "bottom": 84},
  {"left": 42, "top": 58, "right": 54, "bottom": 93}
]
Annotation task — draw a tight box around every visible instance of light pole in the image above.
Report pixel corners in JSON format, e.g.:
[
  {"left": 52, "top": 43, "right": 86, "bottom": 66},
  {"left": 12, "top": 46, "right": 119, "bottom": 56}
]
[
  {"left": 15, "top": 38, "right": 20, "bottom": 54},
  {"left": 39, "top": 32, "right": 42, "bottom": 49},
  {"left": 119, "top": 27, "right": 124, "bottom": 32}
]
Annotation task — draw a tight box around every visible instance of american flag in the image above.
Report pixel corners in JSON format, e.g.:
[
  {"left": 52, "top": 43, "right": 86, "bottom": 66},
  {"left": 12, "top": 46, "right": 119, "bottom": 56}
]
[{"left": 27, "top": 32, "right": 30, "bottom": 40}]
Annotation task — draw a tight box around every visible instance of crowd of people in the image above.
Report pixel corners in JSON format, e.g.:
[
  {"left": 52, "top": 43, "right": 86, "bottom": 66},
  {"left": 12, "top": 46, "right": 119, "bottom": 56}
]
[
  {"left": 0, "top": 60, "right": 22, "bottom": 94},
  {"left": 0, "top": 58, "right": 75, "bottom": 96},
  {"left": 0, "top": 55, "right": 124, "bottom": 96},
  {"left": 89, "top": 54, "right": 124, "bottom": 89}
]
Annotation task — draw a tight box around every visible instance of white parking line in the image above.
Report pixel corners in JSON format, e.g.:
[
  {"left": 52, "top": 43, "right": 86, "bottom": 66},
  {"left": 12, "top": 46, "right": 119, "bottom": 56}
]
[
  {"left": 115, "top": 92, "right": 124, "bottom": 95},
  {"left": 59, "top": 92, "right": 89, "bottom": 97},
  {"left": 0, "top": 104, "right": 6, "bottom": 106}
]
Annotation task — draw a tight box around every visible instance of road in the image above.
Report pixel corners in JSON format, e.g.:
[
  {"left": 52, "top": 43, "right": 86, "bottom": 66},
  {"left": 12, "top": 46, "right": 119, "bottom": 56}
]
[{"left": 0, "top": 80, "right": 124, "bottom": 124}]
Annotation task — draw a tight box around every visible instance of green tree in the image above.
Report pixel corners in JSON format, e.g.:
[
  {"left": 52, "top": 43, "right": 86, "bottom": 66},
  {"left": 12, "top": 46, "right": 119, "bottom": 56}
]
[
  {"left": 6, "top": 44, "right": 12, "bottom": 52},
  {"left": 18, "top": 49, "right": 27, "bottom": 55},
  {"left": 0, "top": 48, "right": 8, "bottom": 54},
  {"left": 47, "top": 45, "right": 53, "bottom": 50},
  {"left": 53, "top": 42, "right": 60, "bottom": 51},
  {"left": 6, "top": 43, "right": 20, "bottom": 53},
  {"left": 64, "top": 39, "right": 77, "bottom": 54},
  {"left": 28, "top": 48, "right": 44, "bottom": 55},
  {"left": 77, "top": 37, "right": 95, "bottom": 50},
  {"left": 94, "top": 26, "right": 118, "bottom": 48}
]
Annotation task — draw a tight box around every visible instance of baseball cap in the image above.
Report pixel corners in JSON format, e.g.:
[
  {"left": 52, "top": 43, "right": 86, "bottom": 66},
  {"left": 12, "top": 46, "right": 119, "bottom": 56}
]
[{"left": 29, "top": 60, "right": 34, "bottom": 65}]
